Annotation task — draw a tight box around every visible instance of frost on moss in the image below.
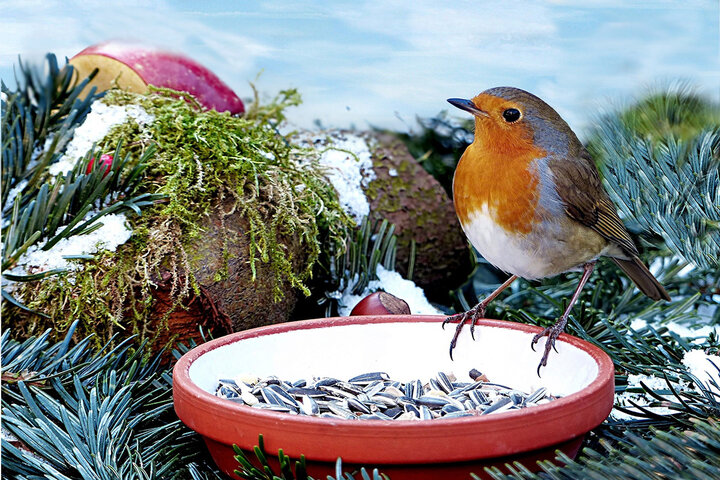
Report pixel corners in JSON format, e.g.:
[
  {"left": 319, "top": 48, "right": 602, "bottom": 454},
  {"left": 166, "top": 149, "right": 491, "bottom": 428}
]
[{"left": 3, "top": 87, "right": 352, "bottom": 345}]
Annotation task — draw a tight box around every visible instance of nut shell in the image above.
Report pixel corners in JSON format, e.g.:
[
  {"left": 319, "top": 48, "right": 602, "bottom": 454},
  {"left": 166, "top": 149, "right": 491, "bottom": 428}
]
[{"left": 350, "top": 292, "right": 411, "bottom": 316}]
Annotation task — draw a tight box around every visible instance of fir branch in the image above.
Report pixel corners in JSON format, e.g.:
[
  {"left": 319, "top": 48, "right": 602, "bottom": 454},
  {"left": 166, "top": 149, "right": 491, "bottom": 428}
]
[
  {"left": 1, "top": 53, "right": 101, "bottom": 210},
  {"left": 592, "top": 93, "right": 720, "bottom": 268},
  {"left": 463, "top": 248, "right": 718, "bottom": 433},
  {"left": 1, "top": 323, "right": 218, "bottom": 480},
  {"left": 1, "top": 143, "right": 163, "bottom": 312},
  {"left": 232, "top": 435, "right": 388, "bottom": 480},
  {"left": 1, "top": 54, "right": 164, "bottom": 315},
  {"left": 479, "top": 419, "right": 720, "bottom": 480}
]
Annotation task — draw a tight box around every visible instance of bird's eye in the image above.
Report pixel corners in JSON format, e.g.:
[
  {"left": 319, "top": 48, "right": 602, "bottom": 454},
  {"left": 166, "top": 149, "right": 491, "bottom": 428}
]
[{"left": 502, "top": 108, "right": 521, "bottom": 123}]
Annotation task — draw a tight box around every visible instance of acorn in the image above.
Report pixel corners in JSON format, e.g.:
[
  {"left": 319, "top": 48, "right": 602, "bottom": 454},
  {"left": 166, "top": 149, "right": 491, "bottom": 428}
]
[{"left": 350, "top": 292, "right": 411, "bottom": 316}]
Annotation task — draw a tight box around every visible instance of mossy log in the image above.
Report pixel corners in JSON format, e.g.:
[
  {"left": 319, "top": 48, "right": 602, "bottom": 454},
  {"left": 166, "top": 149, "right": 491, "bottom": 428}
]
[
  {"left": 366, "top": 133, "right": 473, "bottom": 300},
  {"left": 190, "top": 198, "right": 301, "bottom": 331},
  {"left": 2, "top": 88, "right": 349, "bottom": 349}
]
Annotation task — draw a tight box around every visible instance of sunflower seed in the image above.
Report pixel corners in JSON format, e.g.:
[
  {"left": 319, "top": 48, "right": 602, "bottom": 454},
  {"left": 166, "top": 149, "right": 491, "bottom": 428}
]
[
  {"left": 301, "top": 395, "right": 319, "bottom": 415},
  {"left": 383, "top": 386, "right": 404, "bottom": 398},
  {"left": 336, "top": 381, "right": 364, "bottom": 395},
  {"left": 404, "top": 380, "right": 415, "bottom": 398},
  {"left": 261, "top": 387, "right": 284, "bottom": 406},
  {"left": 404, "top": 404, "right": 420, "bottom": 417},
  {"left": 349, "top": 372, "right": 390, "bottom": 384},
  {"left": 216, "top": 386, "right": 238, "bottom": 398},
  {"left": 328, "top": 402, "right": 355, "bottom": 419},
  {"left": 314, "top": 378, "right": 340, "bottom": 387},
  {"left": 261, "top": 376, "right": 282, "bottom": 386},
  {"left": 416, "top": 395, "right": 449, "bottom": 408},
  {"left": 436, "top": 372, "right": 453, "bottom": 394},
  {"left": 384, "top": 406, "right": 403, "bottom": 418},
  {"left": 320, "top": 385, "right": 356, "bottom": 399},
  {"left": 241, "top": 388, "right": 259, "bottom": 405},
  {"left": 444, "top": 410, "right": 476, "bottom": 418},
  {"left": 429, "top": 378, "right": 442, "bottom": 392},
  {"left": 396, "top": 411, "right": 419, "bottom": 420},
  {"left": 214, "top": 370, "right": 557, "bottom": 421},
  {"left": 442, "top": 403, "right": 462, "bottom": 414},
  {"left": 481, "top": 397, "right": 512, "bottom": 415},
  {"left": 371, "top": 393, "right": 398, "bottom": 407},
  {"left": 526, "top": 387, "right": 547, "bottom": 404},
  {"left": 253, "top": 403, "right": 293, "bottom": 413},
  {"left": 347, "top": 397, "right": 372, "bottom": 414},
  {"left": 363, "top": 380, "right": 385, "bottom": 397},
  {"left": 510, "top": 393, "right": 524, "bottom": 405},
  {"left": 469, "top": 389, "right": 489, "bottom": 407},
  {"left": 267, "top": 384, "right": 299, "bottom": 407},
  {"left": 287, "top": 387, "right": 325, "bottom": 397}
]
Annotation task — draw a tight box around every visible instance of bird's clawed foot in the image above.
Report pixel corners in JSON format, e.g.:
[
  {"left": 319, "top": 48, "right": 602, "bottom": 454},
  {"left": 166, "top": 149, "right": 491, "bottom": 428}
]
[
  {"left": 530, "top": 316, "right": 569, "bottom": 376},
  {"left": 442, "top": 303, "right": 487, "bottom": 360}
]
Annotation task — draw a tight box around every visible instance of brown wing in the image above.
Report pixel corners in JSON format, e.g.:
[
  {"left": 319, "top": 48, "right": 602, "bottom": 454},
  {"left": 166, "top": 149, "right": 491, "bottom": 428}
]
[{"left": 548, "top": 151, "right": 638, "bottom": 256}]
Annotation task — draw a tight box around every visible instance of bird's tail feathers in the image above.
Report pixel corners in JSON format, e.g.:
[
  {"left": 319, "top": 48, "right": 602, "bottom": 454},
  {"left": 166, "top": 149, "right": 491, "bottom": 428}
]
[{"left": 611, "top": 256, "right": 671, "bottom": 301}]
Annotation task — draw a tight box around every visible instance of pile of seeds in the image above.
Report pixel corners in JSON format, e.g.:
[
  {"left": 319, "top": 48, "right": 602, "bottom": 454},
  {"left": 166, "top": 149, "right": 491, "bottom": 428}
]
[{"left": 214, "top": 370, "right": 558, "bottom": 420}]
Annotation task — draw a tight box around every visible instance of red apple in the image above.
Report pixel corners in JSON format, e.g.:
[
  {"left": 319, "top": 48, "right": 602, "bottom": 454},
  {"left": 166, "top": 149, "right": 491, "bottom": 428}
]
[
  {"left": 70, "top": 42, "right": 244, "bottom": 114},
  {"left": 350, "top": 291, "right": 411, "bottom": 316},
  {"left": 86, "top": 154, "right": 114, "bottom": 177}
]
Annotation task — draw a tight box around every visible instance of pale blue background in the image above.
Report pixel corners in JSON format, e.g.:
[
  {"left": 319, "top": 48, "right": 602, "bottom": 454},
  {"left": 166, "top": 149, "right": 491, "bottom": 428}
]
[{"left": 1, "top": 0, "right": 718, "bottom": 137}]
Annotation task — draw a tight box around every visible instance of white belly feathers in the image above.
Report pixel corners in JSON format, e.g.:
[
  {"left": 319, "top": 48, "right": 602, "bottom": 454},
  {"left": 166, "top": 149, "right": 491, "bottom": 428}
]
[
  {"left": 460, "top": 205, "right": 554, "bottom": 279},
  {"left": 458, "top": 200, "right": 611, "bottom": 279}
]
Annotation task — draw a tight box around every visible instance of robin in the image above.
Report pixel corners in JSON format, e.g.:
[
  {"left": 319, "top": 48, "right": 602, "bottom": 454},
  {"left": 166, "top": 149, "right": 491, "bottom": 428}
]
[{"left": 444, "top": 87, "right": 670, "bottom": 373}]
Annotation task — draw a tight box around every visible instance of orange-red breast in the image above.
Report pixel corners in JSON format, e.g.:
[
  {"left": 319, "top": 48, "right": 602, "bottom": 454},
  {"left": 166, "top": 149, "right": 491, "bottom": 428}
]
[{"left": 444, "top": 87, "right": 670, "bottom": 373}]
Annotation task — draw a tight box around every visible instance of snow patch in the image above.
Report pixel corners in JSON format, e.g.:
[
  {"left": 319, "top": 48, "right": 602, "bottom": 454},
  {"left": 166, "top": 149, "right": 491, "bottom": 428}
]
[
  {"left": 8, "top": 213, "right": 133, "bottom": 276},
  {"left": 683, "top": 349, "right": 720, "bottom": 395},
  {"left": 629, "top": 318, "right": 647, "bottom": 330},
  {"left": 612, "top": 350, "right": 720, "bottom": 421},
  {"left": 336, "top": 265, "right": 440, "bottom": 316},
  {"left": 630, "top": 318, "right": 718, "bottom": 343},
  {"left": 4, "top": 179, "right": 28, "bottom": 207},
  {"left": 612, "top": 373, "right": 687, "bottom": 421},
  {"left": 48, "top": 101, "right": 154, "bottom": 176},
  {"left": 299, "top": 131, "right": 376, "bottom": 223},
  {"left": 626, "top": 373, "right": 672, "bottom": 391}
]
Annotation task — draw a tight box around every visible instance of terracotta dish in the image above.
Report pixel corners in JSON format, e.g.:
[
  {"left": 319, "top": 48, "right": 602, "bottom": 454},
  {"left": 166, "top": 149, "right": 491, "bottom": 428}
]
[{"left": 173, "top": 315, "right": 614, "bottom": 479}]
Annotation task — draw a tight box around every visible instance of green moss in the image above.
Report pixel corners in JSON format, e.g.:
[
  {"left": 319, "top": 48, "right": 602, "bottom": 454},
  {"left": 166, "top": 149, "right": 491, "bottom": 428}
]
[
  {"left": 6, "top": 247, "right": 144, "bottom": 344},
  {"left": 102, "top": 88, "right": 350, "bottom": 298},
  {"left": 3, "top": 87, "right": 352, "bottom": 345}
]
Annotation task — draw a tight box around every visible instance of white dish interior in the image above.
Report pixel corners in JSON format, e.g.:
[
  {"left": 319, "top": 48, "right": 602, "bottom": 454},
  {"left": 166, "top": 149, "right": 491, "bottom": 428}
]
[{"left": 189, "top": 321, "right": 599, "bottom": 398}]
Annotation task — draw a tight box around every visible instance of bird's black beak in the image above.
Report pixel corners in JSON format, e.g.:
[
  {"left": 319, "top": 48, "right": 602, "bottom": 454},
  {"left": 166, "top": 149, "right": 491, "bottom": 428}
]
[{"left": 447, "top": 98, "right": 488, "bottom": 117}]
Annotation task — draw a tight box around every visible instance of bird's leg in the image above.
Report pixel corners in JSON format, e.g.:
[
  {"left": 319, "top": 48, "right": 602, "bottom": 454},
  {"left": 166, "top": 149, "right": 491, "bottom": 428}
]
[
  {"left": 532, "top": 261, "right": 596, "bottom": 375},
  {"left": 443, "top": 275, "right": 518, "bottom": 360}
]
